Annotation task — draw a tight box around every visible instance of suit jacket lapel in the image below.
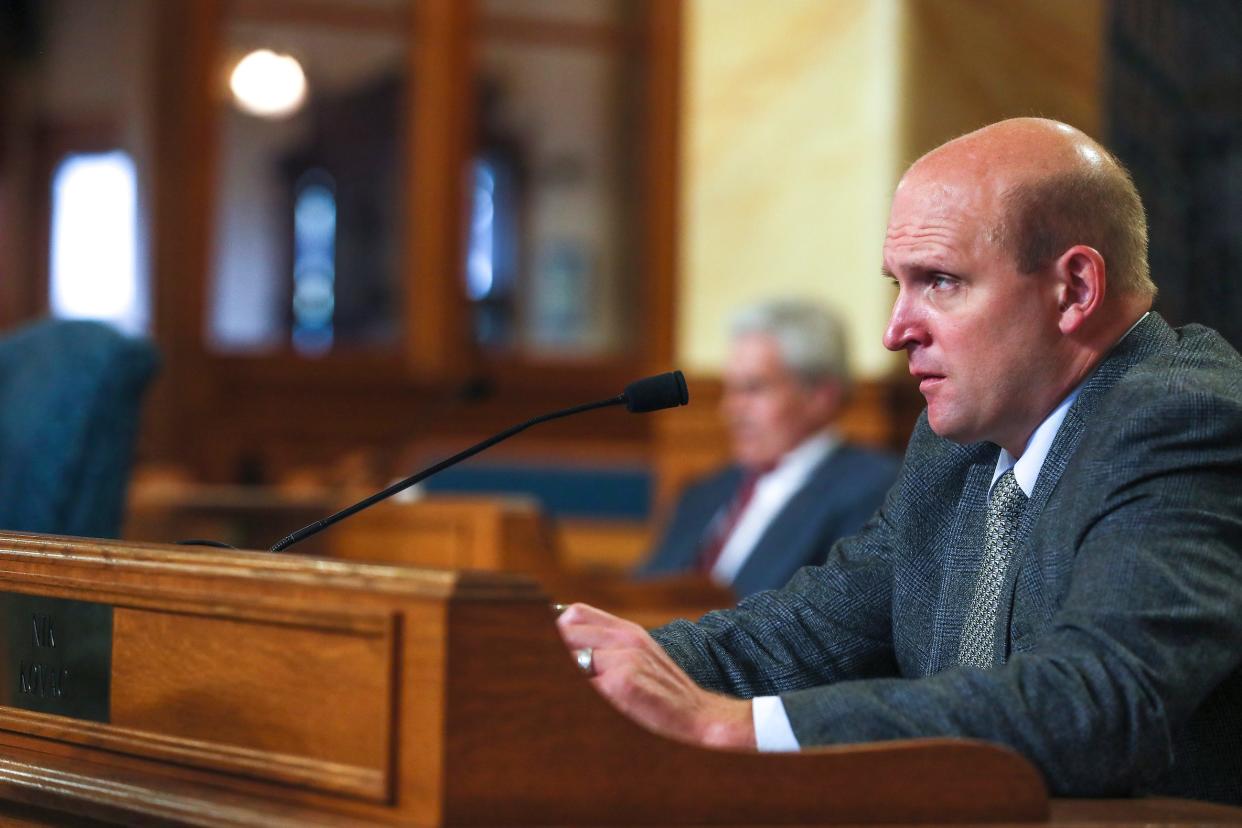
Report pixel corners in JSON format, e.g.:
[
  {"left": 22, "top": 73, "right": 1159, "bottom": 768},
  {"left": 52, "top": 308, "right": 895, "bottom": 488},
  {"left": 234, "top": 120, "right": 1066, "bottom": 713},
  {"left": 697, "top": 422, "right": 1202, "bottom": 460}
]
[
  {"left": 998, "top": 404, "right": 1088, "bottom": 654},
  {"left": 731, "top": 449, "right": 842, "bottom": 594},
  {"left": 928, "top": 454, "right": 996, "bottom": 674},
  {"left": 997, "top": 313, "right": 1177, "bottom": 659}
]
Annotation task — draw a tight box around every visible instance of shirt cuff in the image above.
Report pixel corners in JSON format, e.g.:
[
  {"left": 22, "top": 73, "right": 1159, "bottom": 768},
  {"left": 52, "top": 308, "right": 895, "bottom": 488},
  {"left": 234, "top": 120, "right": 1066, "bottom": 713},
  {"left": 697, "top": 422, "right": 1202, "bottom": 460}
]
[{"left": 752, "top": 695, "right": 801, "bottom": 752}]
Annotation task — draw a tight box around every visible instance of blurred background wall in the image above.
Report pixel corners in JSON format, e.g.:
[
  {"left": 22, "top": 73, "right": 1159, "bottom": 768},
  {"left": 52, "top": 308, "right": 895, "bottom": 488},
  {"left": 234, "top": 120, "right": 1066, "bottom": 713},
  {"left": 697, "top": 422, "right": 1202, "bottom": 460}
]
[
  {"left": 679, "top": 0, "right": 1103, "bottom": 377},
  {"left": 0, "top": 0, "right": 1238, "bottom": 501}
]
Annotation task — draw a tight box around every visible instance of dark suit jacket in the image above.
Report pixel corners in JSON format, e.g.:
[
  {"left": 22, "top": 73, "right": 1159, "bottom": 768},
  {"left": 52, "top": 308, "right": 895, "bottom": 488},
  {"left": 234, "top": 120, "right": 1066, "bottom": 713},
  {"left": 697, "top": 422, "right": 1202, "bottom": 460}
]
[
  {"left": 636, "top": 444, "right": 899, "bottom": 596},
  {"left": 652, "top": 314, "right": 1242, "bottom": 804}
]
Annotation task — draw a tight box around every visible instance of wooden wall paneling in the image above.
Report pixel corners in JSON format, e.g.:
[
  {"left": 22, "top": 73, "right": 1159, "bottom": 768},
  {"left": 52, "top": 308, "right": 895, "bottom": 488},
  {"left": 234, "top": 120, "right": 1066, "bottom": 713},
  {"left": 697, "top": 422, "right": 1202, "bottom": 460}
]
[
  {"left": 404, "top": 0, "right": 476, "bottom": 381},
  {"left": 638, "top": 0, "right": 682, "bottom": 374},
  {"left": 229, "top": 0, "right": 405, "bottom": 30},
  {"left": 0, "top": 59, "right": 37, "bottom": 330},
  {"left": 148, "top": 0, "right": 223, "bottom": 475}
]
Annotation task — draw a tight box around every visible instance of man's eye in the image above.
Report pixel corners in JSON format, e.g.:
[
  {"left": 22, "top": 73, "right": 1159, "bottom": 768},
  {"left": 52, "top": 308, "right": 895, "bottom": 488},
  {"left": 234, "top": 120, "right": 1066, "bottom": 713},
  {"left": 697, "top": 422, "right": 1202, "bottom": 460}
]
[{"left": 929, "top": 274, "right": 957, "bottom": 290}]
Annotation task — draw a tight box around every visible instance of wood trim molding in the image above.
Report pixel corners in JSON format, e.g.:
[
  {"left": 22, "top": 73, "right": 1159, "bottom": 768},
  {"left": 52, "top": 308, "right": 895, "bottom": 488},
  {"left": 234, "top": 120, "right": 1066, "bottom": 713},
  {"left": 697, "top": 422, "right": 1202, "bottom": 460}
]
[
  {"left": 638, "top": 0, "right": 682, "bottom": 373},
  {"left": 403, "top": 0, "right": 475, "bottom": 380}
]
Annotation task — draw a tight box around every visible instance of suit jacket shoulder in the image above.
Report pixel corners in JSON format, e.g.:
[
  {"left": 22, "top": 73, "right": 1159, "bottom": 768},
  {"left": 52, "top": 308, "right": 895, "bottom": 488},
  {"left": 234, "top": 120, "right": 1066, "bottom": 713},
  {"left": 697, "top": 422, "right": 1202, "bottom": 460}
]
[{"left": 638, "top": 444, "right": 900, "bottom": 596}]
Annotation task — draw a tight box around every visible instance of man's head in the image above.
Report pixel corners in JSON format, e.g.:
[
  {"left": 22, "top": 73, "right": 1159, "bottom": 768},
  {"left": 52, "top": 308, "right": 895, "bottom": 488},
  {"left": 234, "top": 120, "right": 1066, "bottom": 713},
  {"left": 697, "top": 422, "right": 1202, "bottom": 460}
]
[
  {"left": 882, "top": 118, "right": 1155, "bottom": 455},
  {"left": 721, "top": 300, "right": 849, "bottom": 469}
]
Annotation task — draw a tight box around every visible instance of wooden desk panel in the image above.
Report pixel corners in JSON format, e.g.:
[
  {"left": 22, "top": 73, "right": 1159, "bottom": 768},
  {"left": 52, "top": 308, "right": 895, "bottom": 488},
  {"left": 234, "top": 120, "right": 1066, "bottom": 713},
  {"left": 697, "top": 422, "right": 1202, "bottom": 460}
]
[{"left": 0, "top": 530, "right": 1053, "bottom": 826}]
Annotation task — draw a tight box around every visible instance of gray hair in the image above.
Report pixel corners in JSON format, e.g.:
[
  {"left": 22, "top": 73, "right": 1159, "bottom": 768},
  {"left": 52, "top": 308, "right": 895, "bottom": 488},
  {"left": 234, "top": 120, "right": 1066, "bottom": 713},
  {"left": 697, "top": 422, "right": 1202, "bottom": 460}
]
[{"left": 729, "top": 299, "right": 851, "bottom": 388}]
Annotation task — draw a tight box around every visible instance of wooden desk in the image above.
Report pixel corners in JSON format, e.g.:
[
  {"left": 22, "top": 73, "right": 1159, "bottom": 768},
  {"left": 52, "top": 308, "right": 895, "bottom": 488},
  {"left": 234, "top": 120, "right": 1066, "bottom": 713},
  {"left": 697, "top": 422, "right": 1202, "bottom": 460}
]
[
  {"left": 127, "top": 486, "right": 733, "bottom": 628},
  {"left": 0, "top": 532, "right": 1238, "bottom": 826},
  {"left": 125, "top": 482, "right": 343, "bottom": 556},
  {"left": 127, "top": 482, "right": 656, "bottom": 572},
  {"left": 327, "top": 497, "right": 737, "bottom": 627}
]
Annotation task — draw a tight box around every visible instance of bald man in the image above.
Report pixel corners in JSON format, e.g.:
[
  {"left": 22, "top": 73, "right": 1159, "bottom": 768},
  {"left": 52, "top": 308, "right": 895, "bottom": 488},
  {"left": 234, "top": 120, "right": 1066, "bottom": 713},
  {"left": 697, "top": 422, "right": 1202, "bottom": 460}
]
[{"left": 558, "top": 119, "right": 1242, "bottom": 804}]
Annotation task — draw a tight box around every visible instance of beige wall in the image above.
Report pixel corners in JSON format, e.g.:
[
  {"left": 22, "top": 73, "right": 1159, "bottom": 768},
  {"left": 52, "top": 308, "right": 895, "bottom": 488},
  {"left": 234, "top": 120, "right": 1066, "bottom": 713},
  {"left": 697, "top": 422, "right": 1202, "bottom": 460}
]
[
  {"left": 677, "top": 0, "right": 903, "bottom": 378},
  {"left": 899, "top": 0, "right": 1105, "bottom": 165},
  {"left": 676, "top": 0, "right": 1104, "bottom": 379}
]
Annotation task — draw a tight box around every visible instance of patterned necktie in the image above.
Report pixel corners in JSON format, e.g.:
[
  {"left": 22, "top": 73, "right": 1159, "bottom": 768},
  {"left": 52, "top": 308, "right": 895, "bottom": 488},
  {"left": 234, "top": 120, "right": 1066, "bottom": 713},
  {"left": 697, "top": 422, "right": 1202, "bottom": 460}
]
[
  {"left": 958, "top": 468, "right": 1028, "bottom": 669},
  {"left": 696, "top": 470, "right": 765, "bottom": 573}
]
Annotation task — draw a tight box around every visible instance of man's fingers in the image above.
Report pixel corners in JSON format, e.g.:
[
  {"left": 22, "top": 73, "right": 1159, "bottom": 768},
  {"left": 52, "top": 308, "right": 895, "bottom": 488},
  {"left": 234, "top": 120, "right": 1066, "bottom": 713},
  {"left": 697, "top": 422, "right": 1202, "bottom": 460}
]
[
  {"left": 556, "top": 602, "right": 634, "bottom": 630},
  {"left": 556, "top": 603, "right": 650, "bottom": 648},
  {"left": 553, "top": 608, "right": 756, "bottom": 750},
  {"left": 558, "top": 620, "right": 653, "bottom": 652}
]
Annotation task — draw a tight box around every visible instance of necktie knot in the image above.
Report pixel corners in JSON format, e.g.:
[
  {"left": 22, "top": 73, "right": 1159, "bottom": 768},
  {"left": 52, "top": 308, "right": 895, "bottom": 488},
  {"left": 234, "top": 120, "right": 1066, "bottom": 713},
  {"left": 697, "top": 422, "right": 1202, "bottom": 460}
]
[{"left": 989, "top": 468, "right": 1027, "bottom": 516}]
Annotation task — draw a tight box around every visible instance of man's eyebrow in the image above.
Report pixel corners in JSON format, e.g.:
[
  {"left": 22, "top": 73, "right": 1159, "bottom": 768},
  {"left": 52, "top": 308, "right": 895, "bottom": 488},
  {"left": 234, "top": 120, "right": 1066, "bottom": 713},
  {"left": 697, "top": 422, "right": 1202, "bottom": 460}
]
[{"left": 881, "top": 266, "right": 897, "bottom": 280}]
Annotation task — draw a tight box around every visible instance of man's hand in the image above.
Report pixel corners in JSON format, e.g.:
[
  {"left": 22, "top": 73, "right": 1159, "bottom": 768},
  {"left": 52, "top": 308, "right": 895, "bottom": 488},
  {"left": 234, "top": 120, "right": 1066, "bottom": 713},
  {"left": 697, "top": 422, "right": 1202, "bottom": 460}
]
[{"left": 556, "top": 603, "right": 756, "bottom": 750}]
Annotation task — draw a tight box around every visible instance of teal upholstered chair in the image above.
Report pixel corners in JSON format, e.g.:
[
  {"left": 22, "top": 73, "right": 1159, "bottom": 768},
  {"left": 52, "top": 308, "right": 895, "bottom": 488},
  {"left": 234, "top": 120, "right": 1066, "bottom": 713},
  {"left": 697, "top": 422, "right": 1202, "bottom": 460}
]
[{"left": 0, "top": 319, "right": 159, "bottom": 539}]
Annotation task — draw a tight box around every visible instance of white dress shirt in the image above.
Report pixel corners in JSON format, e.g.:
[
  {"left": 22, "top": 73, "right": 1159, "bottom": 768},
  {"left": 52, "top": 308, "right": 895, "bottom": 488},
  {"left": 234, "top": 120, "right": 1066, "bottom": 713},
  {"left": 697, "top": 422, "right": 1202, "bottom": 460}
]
[{"left": 710, "top": 431, "right": 840, "bottom": 585}]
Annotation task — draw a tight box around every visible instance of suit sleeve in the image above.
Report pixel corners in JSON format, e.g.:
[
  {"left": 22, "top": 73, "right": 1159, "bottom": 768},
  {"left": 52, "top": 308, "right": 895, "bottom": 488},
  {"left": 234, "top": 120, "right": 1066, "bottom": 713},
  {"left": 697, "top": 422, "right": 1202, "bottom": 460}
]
[
  {"left": 650, "top": 482, "right": 902, "bottom": 698},
  {"left": 779, "top": 382, "right": 1242, "bottom": 797}
]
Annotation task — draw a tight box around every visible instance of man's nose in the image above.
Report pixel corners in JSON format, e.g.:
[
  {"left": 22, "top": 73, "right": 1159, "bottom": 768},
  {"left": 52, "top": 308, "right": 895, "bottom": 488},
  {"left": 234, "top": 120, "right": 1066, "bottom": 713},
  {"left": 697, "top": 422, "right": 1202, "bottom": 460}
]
[{"left": 883, "top": 297, "right": 924, "bottom": 352}]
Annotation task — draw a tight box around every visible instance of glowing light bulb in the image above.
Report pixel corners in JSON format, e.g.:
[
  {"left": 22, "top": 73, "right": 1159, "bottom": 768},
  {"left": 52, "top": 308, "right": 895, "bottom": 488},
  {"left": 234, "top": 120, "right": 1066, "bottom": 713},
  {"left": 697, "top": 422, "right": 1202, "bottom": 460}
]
[{"left": 229, "top": 49, "right": 307, "bottom": 119}]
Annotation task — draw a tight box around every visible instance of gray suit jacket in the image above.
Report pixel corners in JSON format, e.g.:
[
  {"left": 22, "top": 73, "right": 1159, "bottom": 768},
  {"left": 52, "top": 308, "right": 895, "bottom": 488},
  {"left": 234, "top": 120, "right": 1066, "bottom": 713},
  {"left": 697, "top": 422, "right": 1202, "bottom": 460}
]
[{"left": 652, "top": 314, "right": 1242, "bottom": 803}]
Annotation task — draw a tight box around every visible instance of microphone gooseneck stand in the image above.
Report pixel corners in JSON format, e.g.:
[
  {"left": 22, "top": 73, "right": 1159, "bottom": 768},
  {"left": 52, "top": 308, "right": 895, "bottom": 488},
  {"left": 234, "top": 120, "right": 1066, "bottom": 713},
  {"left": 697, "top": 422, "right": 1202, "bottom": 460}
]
[{"left": 269, "top": 369, "right": 689, "bottom": 552}]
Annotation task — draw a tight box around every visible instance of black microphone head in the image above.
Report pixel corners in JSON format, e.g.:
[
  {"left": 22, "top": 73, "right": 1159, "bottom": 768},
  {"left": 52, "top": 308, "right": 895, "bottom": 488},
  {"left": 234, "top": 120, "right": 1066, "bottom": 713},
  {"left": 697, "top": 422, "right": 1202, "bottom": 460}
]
[{"left": 623, "top": 370, "right": 689, "bottom": 413}]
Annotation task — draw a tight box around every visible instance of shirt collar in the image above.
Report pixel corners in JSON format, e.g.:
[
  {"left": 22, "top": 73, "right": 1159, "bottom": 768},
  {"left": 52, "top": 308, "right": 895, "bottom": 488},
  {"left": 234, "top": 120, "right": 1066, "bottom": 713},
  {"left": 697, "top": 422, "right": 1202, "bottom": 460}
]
[
  {"left": 761, "top": 429, "right": 838, "bottom": 483},
  {"left": 991, "top": 388, "right": 1079, "bottom": 496},
  {"left": 991, "top": 311, "right": 1150, "bottom": 496}
]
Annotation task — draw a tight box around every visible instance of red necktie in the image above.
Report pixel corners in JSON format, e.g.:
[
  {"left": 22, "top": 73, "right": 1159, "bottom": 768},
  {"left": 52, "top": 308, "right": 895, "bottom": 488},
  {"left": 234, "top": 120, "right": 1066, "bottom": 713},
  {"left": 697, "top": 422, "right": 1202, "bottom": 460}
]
[{"left": 697, "top": 469, "right": 766, "bottom": 573}]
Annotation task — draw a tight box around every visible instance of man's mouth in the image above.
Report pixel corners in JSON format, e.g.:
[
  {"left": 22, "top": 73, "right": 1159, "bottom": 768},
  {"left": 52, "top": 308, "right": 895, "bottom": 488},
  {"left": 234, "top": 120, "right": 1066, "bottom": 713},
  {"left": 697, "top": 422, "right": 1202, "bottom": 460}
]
[{"left": 911, "top": 370, "right": 946, "bottom": 394}]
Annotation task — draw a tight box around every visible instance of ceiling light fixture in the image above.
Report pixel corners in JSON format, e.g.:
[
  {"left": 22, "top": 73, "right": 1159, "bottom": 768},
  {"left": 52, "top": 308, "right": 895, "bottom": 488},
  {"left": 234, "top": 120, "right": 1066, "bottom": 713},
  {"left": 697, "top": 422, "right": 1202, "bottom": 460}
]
[{"left": 229, "top": 49, "right": 307, "bottom": 119}]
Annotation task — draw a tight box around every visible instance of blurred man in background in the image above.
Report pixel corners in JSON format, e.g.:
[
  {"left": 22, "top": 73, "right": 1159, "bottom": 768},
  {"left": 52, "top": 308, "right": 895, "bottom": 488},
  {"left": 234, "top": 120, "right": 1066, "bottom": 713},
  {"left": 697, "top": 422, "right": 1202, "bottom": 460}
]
[{"left": 636, "top": 299, "right": 899, "bottom": 596}]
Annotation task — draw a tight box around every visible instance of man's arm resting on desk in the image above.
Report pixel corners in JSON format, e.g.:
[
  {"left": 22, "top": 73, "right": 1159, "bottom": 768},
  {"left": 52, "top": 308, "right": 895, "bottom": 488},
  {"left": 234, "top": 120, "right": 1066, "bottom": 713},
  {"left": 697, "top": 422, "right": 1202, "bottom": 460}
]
[
  {"left": 556, "top": 603, "right": 756, "bottom": 749},
  {"left": 555, "top": 602, "right": 803, "bottom": 752}
]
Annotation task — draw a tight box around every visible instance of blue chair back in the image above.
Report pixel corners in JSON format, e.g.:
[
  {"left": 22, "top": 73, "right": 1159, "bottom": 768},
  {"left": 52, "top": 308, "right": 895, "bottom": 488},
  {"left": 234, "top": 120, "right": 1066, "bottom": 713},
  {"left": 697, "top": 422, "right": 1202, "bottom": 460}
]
[
  {"left": 0, "top": 319, "right": 159, "bottom": 538},
  {"left": 423, "top": 463, "right": 652, "bottom": 521}
]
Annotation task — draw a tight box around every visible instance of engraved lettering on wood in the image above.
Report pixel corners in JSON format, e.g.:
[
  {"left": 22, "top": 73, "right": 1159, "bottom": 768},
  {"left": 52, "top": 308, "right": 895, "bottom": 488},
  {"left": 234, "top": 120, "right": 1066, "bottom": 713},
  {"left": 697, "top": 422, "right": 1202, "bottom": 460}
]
[
  {"left": 20, "top": 613, "right": 69, "bottom": 698},
  {"left": 0, "top": 593, "right": 111, "bottom": 722},
  {"left": 32, "top": 614, "right": 55, "bottom": 649},
  {"left": 19, "top": 660, "right": 69, "bottom": 697}
]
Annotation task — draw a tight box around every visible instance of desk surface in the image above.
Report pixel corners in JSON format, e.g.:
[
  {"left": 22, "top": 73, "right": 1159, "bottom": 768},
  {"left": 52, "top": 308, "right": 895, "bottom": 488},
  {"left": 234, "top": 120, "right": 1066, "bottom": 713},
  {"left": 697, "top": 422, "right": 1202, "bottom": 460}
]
[{"left": 0, "top": 796, "right": 1238, "bottom": 827}]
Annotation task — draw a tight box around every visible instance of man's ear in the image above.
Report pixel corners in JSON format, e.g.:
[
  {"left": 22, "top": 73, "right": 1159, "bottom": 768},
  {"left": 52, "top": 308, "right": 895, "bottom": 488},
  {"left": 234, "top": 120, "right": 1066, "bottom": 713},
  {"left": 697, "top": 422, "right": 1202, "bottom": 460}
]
[{"left": 1053, "top": 245, "right": 1106, "bottom": 334}]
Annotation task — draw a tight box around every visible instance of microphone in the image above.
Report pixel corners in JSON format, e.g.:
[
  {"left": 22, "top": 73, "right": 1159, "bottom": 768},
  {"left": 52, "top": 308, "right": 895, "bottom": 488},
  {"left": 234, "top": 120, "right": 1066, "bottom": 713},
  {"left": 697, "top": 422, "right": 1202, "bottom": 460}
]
[
  {"left": 622, "top": 370, "right": 689, "bottom": 413},
  {"left": 268, "top": 370, "right": 689, "bottom": 552}
]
